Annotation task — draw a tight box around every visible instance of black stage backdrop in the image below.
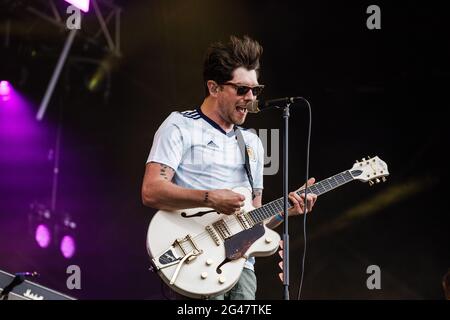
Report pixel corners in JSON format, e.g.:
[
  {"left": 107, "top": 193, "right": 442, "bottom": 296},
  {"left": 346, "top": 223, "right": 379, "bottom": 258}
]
[{"left": 0, "top": 0, "right": 448, "bottom": 300}]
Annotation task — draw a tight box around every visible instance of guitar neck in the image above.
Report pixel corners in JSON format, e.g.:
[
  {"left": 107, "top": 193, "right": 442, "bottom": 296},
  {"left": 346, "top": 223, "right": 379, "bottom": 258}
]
[{"left": 248, "top": 170, "right": 355, "bottom": 224}]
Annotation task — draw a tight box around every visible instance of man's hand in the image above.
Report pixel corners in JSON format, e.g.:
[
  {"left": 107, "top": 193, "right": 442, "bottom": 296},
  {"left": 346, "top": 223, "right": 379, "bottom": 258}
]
[
  {"left": 288, "top": 177, "right": 318, "bottom": 216},
  {"left": 209, "top": 189, "right": 246, "bottom": 215}
]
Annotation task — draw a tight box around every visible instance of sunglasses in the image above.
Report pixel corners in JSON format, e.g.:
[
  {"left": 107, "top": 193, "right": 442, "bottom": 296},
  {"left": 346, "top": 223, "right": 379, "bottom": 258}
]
[{"left": 222, "top": 82, "right": 265, "bottom": 96}]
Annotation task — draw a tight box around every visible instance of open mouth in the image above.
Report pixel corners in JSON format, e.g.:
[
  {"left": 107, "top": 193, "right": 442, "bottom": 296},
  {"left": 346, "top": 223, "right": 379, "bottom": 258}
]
[{"left": 236, "top": 106, "right": 247, "bottom": 114}]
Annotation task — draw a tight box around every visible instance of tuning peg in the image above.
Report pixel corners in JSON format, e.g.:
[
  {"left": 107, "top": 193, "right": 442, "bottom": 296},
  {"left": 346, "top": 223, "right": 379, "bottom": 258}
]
[
  {"left": 362, "top": 158, "right": 366, "bottom": 161},
  {"left": 369, "top": 180, "right": 374, "bottom": 186},
  {"left": 367, "top": 156, "right": 371, "bottom": 160},
  {"left": 382, "top": 177, "right": 387, "bottom": 182},
  {"left": 355, "top": 160, "right": 359, "bottom": 163},
  {"left": 375, "top": 178, "right": 381, "bottom": 184}
]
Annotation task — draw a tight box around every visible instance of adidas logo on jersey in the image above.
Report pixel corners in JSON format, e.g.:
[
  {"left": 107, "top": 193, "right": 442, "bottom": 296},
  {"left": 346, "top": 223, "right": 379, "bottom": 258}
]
[{"left": 207, "top": 140, "right": 219, "bottom": 149}]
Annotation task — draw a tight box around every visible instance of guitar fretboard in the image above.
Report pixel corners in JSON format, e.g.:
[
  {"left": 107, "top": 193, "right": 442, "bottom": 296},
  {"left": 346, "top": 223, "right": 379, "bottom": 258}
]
[{"left": 248, "top": 170, "right": 354, "bottom": 224}]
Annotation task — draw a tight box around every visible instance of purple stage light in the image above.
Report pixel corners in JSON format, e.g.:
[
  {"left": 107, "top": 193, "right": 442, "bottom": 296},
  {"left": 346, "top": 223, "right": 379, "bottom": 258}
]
[
  {"left": 65, "top": 0, "right": 90, "bottom": 12},
  {"left": 35, "top": 224, "right": 51, "bottom": 248},
  {"left": 0, "top": 81, "right": 11, "bottom": 101},
  {"left": 0, "top": 85, "right": 40, "bottom": 139},
  {"left": 60, "top": 235, "right": 76, "bottom": 259}
]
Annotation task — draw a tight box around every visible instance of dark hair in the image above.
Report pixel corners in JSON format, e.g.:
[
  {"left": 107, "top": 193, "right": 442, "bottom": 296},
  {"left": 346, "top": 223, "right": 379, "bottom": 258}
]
[{"left": 203, "top": 35, "right": 263, "bottom": 96}]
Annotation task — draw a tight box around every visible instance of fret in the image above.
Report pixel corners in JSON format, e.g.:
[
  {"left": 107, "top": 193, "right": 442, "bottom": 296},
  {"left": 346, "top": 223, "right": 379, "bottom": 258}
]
[
  {"left": 335, "top": 173, "right": 345, "bottom": 183},
  {"left": 263, "top": 204, "right": 274, "bottom": 221},
  {"left": 262, "top": 206, "right": 272, "bottom": 220},
  {"left": 262, "top": 204, "right": 271, "bottom": 221},
  {"left": 309, "top": 184, "right": 320, "bottom": 195},
  {"left": 316, "top": 183, "right": 326, "bottom": 194},
  {"left": 273, "top": 200, "right": 284, "bottom": 212},
  {"left": 329, "top": 177, "right": 338, "bottom": 188},
  {"left": 251, "top": 209, "right": 261, "bottom": 223},
  {"left": 259, "top": 208, "right": 266, "bottom": 221},
  {"left": 258, "top": 209, "right": 265, "bottom": 221},
  {"left": 254, "top": 208, "right": 263, "bottom": 222},
  {"left": 343, "top": 171, "right": 353, "bottom": 181},
  {"left": 275, "top": 199, "right": 288, "bottom": 212},
  {"left": 267, "top": 201, "right": 277, "bottom": 216},
  {"left": 322, "top": 179, "right": 332, "bottom": 190},
  {"left": 249, "top": 210, "right": 256, "bottom": 222},
  {"left": 247, "top": 170, "right": 355, "bottom": 224}
]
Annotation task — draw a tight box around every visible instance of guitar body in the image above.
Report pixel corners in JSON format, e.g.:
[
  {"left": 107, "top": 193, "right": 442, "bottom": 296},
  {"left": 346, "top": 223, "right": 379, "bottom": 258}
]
[
  {"left": 146, "top": 156, "right": 389, "bottom": 299},
  {"left": 146, "top": 187, "right": 280, "bottom": 299}
]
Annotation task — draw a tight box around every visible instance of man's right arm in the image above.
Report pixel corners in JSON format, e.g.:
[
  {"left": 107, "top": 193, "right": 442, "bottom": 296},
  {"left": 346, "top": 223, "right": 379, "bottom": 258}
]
[{"left": 141, "top": 162, "right": 245, "bottom": 214}]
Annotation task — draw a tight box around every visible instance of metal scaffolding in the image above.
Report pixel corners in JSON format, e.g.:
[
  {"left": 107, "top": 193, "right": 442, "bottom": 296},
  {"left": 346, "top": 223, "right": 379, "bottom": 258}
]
[{"left": 14, "top": 0, "right": 123, "bottom": 120}]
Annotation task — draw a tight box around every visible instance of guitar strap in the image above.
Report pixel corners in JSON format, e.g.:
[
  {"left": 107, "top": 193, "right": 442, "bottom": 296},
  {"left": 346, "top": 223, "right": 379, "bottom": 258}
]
[{"left": 234, "top": 126, "right": 255, "bottom": 198}]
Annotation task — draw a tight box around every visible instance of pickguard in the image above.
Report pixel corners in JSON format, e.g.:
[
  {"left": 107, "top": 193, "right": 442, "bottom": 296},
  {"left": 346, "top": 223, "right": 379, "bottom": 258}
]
[{"left": 224, "top": 223, "right": 265, "bottom": 260}]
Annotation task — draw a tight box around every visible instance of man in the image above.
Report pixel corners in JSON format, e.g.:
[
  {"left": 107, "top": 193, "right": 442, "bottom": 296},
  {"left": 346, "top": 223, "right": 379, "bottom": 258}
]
[{"left": 142, "top": 35, "right": 317, "bottom": 299}]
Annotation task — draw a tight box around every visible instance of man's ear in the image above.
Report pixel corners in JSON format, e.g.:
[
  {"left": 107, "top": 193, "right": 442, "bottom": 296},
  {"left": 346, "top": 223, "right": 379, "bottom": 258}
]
[{"left": 207, "top": 80, "right": 220, "bottom": 96}]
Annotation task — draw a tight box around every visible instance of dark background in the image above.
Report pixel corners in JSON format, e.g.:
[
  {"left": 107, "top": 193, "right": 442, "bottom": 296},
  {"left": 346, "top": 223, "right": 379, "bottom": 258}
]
[{"left": 0, "top": 0, "right": 449, "bottom": 299}]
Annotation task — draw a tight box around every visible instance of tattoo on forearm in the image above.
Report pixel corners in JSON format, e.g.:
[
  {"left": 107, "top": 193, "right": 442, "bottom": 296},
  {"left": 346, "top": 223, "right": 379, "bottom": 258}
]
[
  {"left": 204, "top": 191, "right": 209, "bottom": 203},
  {"left": 252, "top": 188, "right": 263, "bottom": 199},
  {"left": 159, "top": 164, "right": 173, "bottom": 180}
]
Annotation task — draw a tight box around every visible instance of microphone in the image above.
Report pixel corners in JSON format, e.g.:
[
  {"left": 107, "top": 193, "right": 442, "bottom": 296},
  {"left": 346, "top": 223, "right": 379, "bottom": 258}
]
[{"left": 245, "top": 97, "right": 304, "bottom": 113}]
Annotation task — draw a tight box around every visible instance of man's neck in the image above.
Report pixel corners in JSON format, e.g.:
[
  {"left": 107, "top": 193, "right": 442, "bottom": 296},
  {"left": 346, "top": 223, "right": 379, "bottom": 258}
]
[{"left": 200, "top": 97, "right": 234, "bottom": 133}]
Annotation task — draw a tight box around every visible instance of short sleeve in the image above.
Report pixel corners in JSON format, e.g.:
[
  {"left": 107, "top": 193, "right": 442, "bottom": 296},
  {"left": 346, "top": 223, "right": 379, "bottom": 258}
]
[{"left": 146, "top": 114, "right": 186, "bottom": 171}]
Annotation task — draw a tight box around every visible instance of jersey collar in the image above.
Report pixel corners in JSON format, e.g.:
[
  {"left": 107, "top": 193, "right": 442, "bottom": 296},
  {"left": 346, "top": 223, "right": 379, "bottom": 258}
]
[{"left": 197, "top": 108, "right": 236, "bottom": 137}]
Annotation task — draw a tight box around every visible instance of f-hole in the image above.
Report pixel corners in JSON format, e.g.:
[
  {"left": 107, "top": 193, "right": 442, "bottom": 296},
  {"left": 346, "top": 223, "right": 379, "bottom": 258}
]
[{"left": 215, "top": 258, "right": 231, "bottom": 274}]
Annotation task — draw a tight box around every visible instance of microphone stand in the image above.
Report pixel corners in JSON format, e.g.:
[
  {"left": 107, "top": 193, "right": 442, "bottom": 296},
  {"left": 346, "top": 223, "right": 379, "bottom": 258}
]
[
  {"left": 256, "top": 100, "right": 293, "bottom": 299},
  {"left": 281, "top": 104, "right": 291, "bottom": 300},
  {"left": 248, "top": 96, "right": 309, "bottom": 300}
]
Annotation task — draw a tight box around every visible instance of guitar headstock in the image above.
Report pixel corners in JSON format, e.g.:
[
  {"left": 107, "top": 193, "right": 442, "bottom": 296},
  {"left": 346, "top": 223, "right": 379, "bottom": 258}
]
[{"left": 350, "top": 156, "right": 389, "bottom": 186}]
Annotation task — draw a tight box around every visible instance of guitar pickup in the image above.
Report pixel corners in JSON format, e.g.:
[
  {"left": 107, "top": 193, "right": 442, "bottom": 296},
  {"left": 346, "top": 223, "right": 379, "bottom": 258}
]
[{"left": 212, "top": 219, "right": 232, "bottom": 240}]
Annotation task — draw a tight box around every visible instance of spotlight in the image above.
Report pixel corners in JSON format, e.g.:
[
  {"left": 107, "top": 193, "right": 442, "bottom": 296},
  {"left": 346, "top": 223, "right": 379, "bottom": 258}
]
[
  {"left": 60, "top": 235, "right": 76, "bottom": 259},
  {"left": 0, "top": 81, "right": 12, "bottom": 101},
  {"left": 28, "top": 203, "right": 53, "bottom": 249},
  {"left": 85, "top": 54, "right": 117, "bottom": 102},
  {"left": 64, "top": 0, "right": 90, "bottom": 13},
  {"left": 56, "top": 214, "right": 77, "bottom": 259},
  {"left": 35, "top": 224, "right": 51, "bottom": 248}
]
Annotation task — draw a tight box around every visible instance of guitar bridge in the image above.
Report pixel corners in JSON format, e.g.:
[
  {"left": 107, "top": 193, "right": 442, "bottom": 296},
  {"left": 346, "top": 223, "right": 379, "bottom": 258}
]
[
  {"left": 152, "top": 234, "right": 203, "bottom": 271},
  {"left": 152, "top": 246, "right": 182, "bottom": 271},
  {"left": 174, "top": 234, "right": 203, "bottom": 260}
]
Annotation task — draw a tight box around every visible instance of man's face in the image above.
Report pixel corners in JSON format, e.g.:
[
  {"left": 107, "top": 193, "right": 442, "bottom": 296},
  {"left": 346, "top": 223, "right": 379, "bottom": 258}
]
[{"left": 216, "top": 67, "right": 261, "bottom": 126}]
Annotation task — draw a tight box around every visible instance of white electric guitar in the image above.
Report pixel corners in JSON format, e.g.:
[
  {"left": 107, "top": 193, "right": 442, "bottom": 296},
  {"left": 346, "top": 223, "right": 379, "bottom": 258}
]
[{"left": 146, "top": 156, "right": 389, "bottom": 298}]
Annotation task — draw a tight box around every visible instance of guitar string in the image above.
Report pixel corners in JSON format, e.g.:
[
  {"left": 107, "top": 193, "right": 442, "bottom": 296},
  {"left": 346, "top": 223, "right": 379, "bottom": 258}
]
[
  {"left": 183, "top": 188, "right": 330, "bottom": 246},
  {"left": 178, "top": 174, "right": 355, "bottom": 250},
  {"left": 179, "top": 213, "right": 264, "bottom": 248},
  {"left": 187, "top": 178, "right": 337, "bottom": 244},
  {"left": 179, "top": 200, "right": 298, "bottom": 249}
]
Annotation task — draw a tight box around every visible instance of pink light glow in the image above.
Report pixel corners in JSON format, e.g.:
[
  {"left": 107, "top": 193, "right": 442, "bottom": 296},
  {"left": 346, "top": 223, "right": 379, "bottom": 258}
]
[
  {"left": 60, "top": 235, "right": 76, "bottom": 259},
  {"left": 65, "top": 0, "right": 90, "bottom": 13},
  {"left": 0, "top": 81, "right": 11, "bottom": 101},
  {"left": 35, "top": 224, "right": 51, "bottom": 248}
]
